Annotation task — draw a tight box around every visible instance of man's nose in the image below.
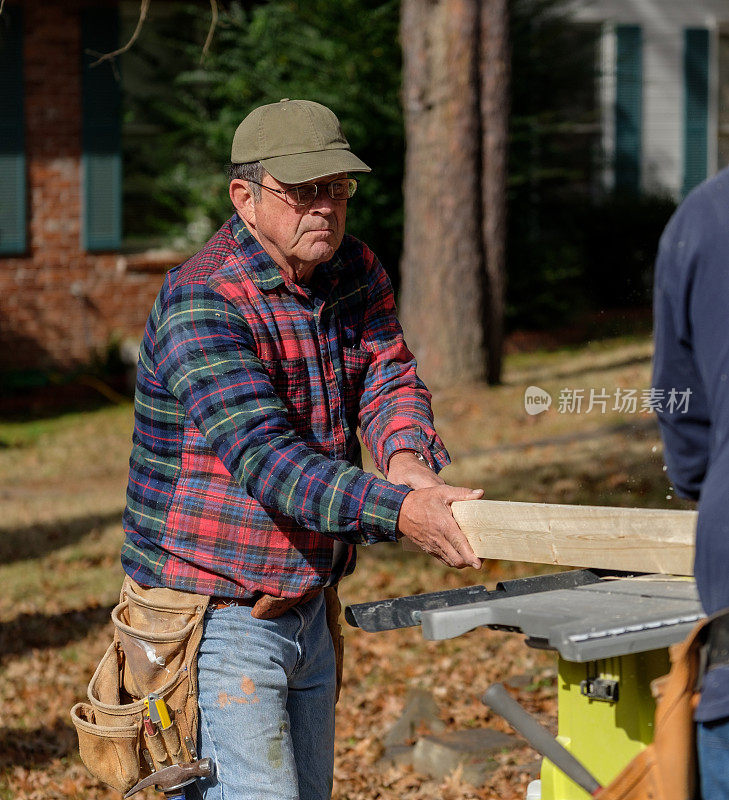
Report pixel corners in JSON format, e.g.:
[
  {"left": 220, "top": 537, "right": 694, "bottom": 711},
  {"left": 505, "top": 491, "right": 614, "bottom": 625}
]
[{"left": 309, "top": 189, "right": 336, "bottom": 214}]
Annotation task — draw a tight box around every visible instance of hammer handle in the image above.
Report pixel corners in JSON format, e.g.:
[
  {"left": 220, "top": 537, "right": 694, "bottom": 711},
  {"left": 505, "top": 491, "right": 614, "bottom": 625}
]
[{"left": 483, "top": 683, "right": 602, "bottom": 796}]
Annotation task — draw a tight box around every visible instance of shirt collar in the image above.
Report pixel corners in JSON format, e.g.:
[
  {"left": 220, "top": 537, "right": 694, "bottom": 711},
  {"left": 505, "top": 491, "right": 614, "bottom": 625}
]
[
  {"left": 230, "top": 213, "right": 346, "bottom": 292},
  {"left": 230, "top": 214, "right": 285, "bottom": 290}
]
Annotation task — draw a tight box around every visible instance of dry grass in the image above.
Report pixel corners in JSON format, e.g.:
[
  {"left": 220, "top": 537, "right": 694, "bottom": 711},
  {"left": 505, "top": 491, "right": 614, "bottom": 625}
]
[{"left": 0, "top": 334, "right": 689, "bottom": 799}]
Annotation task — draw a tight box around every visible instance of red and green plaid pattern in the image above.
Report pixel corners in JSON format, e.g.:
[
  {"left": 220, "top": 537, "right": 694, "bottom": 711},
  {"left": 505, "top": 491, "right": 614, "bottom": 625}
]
[{"left": 122, "top": 215, "right": 449, "bottom": 599}]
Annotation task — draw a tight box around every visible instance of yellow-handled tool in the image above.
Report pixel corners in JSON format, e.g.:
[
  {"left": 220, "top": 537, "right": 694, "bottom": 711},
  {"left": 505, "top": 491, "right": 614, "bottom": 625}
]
[
  {"left": 146, "top": 693, "right": 185, "bottom": 764},
  {"left": 147, "top": 693, "right": 173, "bottom": 729}
]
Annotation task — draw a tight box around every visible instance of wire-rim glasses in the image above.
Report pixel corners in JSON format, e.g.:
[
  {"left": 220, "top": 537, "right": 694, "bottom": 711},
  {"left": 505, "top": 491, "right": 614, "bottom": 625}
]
[{"left": 247, "top": 177, "right": 358, "bottom": 208}]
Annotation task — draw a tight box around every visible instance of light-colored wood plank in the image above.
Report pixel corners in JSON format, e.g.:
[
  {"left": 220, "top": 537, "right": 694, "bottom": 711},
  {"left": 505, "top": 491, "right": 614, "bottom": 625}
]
[{"left": 452, "top": 500, "right": 697, "bottom": 575}]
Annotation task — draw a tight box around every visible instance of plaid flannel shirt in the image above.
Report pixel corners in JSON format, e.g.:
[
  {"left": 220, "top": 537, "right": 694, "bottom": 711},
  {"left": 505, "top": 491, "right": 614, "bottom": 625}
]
[{"left": 121, "top": 214, "right": 449, "bottom": 599}]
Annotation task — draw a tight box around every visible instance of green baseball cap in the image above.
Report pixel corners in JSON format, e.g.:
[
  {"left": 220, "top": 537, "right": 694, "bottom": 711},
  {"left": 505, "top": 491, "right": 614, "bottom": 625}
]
[{"left": 230, "top": 99, "right": 371, "bottom": 184}]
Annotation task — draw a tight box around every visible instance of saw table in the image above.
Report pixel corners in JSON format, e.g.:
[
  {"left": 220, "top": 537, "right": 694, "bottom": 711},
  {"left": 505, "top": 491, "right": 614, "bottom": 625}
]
[{"left": 345, "top": 569, "right": 704, "bottom": 799}]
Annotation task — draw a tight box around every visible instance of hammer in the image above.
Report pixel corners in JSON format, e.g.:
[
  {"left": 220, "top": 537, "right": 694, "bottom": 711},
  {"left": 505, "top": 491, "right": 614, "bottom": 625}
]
[{"left": 124, "top": 759, "right": 214, "bottom": 799}]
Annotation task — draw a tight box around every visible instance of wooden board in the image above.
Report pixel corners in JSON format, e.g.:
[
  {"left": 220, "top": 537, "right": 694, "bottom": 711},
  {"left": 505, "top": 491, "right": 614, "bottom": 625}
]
[{"left": 451, "top": 500, "right": 697, "bottom": 575}]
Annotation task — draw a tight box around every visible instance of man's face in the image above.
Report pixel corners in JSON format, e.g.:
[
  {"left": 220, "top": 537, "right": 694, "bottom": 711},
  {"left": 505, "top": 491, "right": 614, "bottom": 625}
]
[{"left": 235, "top": 172, "right": 348, "bottom": 282}]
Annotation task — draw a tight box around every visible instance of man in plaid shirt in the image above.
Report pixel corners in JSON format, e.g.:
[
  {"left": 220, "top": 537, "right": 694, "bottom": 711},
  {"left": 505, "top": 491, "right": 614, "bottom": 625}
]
[{"left": 122, "top": 99, "right": 482, "bottom": 800}]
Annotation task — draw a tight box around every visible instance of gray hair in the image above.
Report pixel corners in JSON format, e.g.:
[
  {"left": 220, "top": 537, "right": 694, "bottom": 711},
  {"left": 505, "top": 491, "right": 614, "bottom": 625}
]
[{"left": 228, "top": 161, "right": 265, "bottom": 201}]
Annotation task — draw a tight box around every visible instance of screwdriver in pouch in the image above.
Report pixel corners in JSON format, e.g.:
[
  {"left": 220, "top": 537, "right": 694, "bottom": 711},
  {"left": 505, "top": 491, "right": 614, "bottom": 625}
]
[
  {"left": 148, "top": 693, "right": 184, "bottom": 761},
  {"left": 143, "top": 700, "right": 170, "bottom": 766}
]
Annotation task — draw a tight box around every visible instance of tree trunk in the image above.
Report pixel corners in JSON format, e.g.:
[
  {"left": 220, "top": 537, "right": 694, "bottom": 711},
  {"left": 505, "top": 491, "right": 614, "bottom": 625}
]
[
  {"left": 399, "top": 0, "right": 509, "bottom": 389},
  {"left": 399, "top": 0, "right": 484, "bottom": 389},
  {"left": 480, "top": 0, "right": 509, "bottom": 385}
]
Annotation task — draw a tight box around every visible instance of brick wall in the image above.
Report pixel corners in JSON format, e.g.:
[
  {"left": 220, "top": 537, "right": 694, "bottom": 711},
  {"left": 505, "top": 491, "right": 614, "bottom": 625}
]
[{"left": 0, "top": 0, "right": 167, "bottom": 372}]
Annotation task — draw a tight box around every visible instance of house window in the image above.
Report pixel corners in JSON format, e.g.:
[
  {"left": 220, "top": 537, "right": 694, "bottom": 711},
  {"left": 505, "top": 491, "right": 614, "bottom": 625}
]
[
  {"left": 81, "top": 7, "right": 122, "bottom": 251},
  {"left": 683, "top": 28, "right": 709, "bottom": 196},
  {"left": 0, "top": 5, "right": 26, "bottom": 255},
  {"left": 614, "top": 24, "right": 642, "bottom": 193}
]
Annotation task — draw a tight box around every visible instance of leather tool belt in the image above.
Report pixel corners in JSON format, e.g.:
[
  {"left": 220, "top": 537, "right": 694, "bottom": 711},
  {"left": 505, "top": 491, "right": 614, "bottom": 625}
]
[
  {"left": 71, "top": 579, "right": 345, "bottom": 794},
  {"left": 595, "top": 611, "right": 729, "bottom": 800},
  {"left": 70, "top": 577, "right": 209, "bottom": 795}
]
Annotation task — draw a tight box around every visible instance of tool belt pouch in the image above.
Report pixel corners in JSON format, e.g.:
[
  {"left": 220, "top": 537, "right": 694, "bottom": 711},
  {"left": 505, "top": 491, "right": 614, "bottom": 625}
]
[
  {"left": 324, "top": 586, "right": 344, "bottom": 704},
  {"left": 598, "top": 615, "right": 709, "bottom": 800},
  {"left": 70, "top": 577, "right": 209, "bottom": 794}
]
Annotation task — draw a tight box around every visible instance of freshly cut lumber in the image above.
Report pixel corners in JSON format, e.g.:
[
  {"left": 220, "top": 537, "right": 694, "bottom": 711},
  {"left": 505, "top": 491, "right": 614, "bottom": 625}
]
[{"left": 452, "top": 500, "right": 697, "bottom": 575}]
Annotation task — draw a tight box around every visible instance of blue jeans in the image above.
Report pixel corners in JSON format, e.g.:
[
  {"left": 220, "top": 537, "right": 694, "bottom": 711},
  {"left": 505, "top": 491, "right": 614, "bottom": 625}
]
[
  {"left": 698, "top": 716, "right": 729, "bottom": 799},
  {"left": 187, "top": 593, "right": 336, "bottom": 800}
]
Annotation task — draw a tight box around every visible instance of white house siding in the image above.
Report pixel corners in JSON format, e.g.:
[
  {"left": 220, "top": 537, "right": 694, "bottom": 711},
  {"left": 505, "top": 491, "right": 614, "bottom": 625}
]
[
  {"left": 643, "top": 21, "right": 683, "bottom": 195},
  {"left": 569, "top": 0, "right": 729, "bottom": 198}
]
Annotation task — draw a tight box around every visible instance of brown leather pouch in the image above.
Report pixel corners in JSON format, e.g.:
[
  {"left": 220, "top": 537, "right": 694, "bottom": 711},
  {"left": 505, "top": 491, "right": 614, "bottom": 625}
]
[
  {"left": 598, "top": 616, "right": 709, "bottom": 800},
  {"left": 70, "top": 577, "right": 209, "bottom": 794},
  {"left": 324, "top": 586, "right": 345, "bottom": 703}
]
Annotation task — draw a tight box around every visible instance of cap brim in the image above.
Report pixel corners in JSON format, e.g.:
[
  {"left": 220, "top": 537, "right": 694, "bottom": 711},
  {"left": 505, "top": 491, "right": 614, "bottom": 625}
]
[{"left": 260, "top": 148, "right": 371, "bottom": 184}]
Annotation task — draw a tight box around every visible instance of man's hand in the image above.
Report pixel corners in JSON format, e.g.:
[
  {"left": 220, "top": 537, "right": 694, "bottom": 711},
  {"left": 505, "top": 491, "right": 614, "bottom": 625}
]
[
  {"left": 386, "top": 450, "right": 445, "bottom": 490},
  {"left": 397, "top": 484, "right": 484, "bottom": 569}
]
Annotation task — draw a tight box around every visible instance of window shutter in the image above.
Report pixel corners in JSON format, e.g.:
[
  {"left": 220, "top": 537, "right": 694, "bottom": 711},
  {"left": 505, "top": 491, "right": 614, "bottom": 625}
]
[
  {"left": 615, "top": 25, "right": 642, "bottom": 193},
  {"left": 81, "top": 8, "right": 122, "bottom": 251},
  {"left": 683, "top": 28, "right": 709, "bottom": 196},
  {"left": 0, "top": 6, "right": 26, "bottom": 255}
]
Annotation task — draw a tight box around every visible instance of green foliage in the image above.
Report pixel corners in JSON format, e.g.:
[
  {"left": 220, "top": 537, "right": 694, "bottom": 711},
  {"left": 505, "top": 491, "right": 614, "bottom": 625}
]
[
  {"left": 121, "top": 0, "right": 675, "bottom": 329},
  {"left": 506, "top": 0, "right": 677, "bottom": 329},
  {"left": 122, "top": 0, "right": 403, "bottom": 275},
  {"left": 506, "top": 0, "right": 601, "bottom": 328},
  {"left": 578, "top": 193, "right": 676, "bottom": 308},
  {"left": 507, "top": 192, "right": 675, "bottom": 329}
]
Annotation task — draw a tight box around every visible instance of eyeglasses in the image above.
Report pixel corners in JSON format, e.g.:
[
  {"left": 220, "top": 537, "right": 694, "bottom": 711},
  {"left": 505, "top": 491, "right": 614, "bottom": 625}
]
[{"left": 247, "top": 177, "right": 358, "bottom": 207}]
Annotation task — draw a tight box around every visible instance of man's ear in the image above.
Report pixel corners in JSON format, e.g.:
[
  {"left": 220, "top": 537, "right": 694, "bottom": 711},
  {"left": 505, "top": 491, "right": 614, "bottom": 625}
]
[{"left": 230, "top": 179, "right": 256, "bottom": 227}]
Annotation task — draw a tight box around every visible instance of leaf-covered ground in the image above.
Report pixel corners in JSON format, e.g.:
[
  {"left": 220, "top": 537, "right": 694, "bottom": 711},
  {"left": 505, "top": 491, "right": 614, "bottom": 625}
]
[{"left": 0, "top": 335, "right": 690, "bottom": 799}]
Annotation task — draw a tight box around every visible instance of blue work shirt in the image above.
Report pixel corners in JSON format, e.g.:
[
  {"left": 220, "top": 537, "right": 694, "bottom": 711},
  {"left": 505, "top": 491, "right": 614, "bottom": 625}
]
[{"left": 653, "top": 166, "right": 729, "bottom": 722}]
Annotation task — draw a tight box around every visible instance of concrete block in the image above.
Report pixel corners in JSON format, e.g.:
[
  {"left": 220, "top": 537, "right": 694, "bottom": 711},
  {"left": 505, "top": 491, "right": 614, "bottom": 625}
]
[
  {"left": 376, "top": 744, "right": 416, "bottom": 772},
  {"left": 382, "top": 688, "right": 446, "bottom": 748},
  {"left": 411, "top": 728, "right": 519, "bottom": 785}
]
